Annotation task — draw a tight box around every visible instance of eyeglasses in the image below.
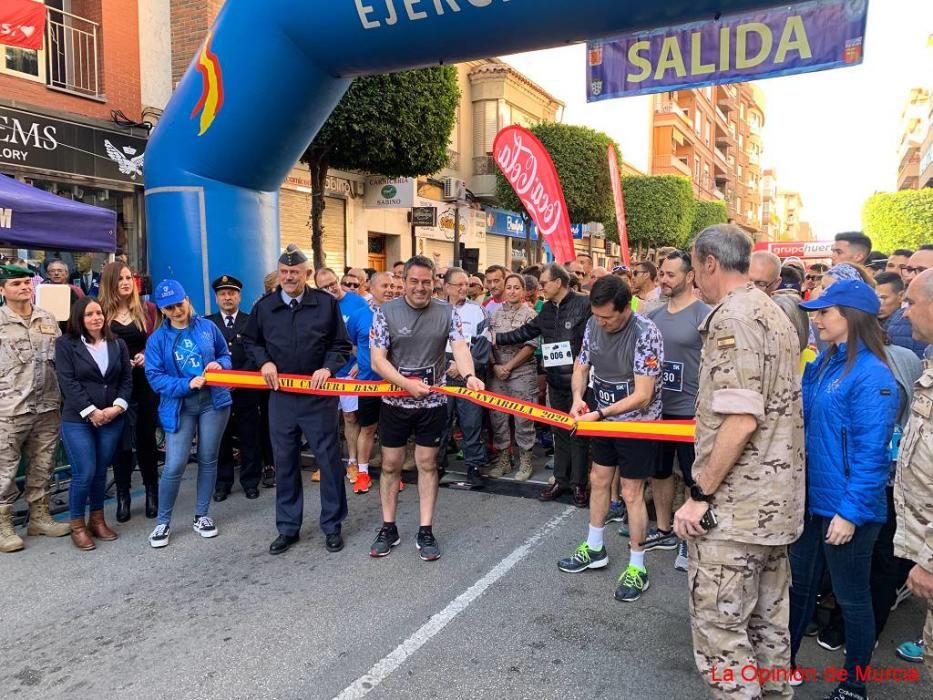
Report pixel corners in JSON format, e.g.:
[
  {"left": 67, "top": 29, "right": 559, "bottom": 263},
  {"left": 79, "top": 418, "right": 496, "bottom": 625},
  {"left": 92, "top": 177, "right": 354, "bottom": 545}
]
[
  {"left": 805, "top": 274, "right": 823, "bottom": 282},
  {"left": 468, "top": 282, "right": 482, "bottom": 288},
  {"left": 320, "top": 282, "right": 338, "bottom": 291},
  {"left": 905, "top": 266, "right": 928, "bottom": 275},
  {"left": 753, "top": 280, "right": 777, "bottom": 291},
  {"left": 341, "top": 281, "right": 360, "bottom": 289}
]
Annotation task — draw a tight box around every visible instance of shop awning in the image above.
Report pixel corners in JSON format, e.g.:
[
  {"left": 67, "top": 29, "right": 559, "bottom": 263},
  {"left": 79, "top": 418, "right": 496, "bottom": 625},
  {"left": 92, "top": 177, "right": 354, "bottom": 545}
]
[{"left": 0, "top": 173, "right": 116, "bottom": 253}]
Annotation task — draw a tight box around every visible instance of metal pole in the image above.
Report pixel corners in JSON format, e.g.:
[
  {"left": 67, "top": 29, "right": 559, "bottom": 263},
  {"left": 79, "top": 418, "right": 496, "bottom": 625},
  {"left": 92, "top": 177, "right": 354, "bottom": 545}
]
[
  {"left": 453, "top": 205, "right": 461, "bottom": 267},
  {"left": 410, "top": 209, "right": 417, "bottom": 259}
]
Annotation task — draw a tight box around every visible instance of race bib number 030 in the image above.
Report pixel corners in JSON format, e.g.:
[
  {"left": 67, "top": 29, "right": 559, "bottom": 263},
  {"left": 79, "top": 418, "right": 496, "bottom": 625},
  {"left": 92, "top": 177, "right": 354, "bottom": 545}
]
[
  {"left": 542, "top": 341, "right": 573, "bottom": 368},
  {"left": 662, "top": 361, "right": 684, "bottom": 392}
]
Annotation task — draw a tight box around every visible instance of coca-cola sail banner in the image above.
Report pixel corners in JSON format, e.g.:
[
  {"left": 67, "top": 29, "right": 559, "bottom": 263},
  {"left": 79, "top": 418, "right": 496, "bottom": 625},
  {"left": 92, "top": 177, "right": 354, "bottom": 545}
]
[
  {"left": 493, "top": 126, "right": 575, "bottom": 263},
  {"left": 0, "top": 0, "right": 47, "bottom": 51},
  {"left": 607, "top": 143, "right": 631, "bottom": 268}
]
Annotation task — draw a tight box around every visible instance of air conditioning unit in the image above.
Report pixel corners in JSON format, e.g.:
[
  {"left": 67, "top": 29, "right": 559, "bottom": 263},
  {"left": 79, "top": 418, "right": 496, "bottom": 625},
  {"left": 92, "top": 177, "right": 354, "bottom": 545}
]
[{"left": 442, "top": 176, "right": 466, "bottom": 202}]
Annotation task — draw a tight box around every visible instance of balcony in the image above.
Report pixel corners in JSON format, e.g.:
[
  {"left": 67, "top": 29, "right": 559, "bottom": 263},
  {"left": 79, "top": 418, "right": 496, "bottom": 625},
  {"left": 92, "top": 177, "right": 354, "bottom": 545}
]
[
  {"left": 46, "top": 7, "right": 102, "bottom": 99},
  {"left": 714, "top": 105, "right": 729, "bottom": 126},
  {"left": 714, "top": 146, "right": 729, "bottom": 168},
  {"left": 652, "top": 154, "right": 691, "bottom": 177},
  {"left": 471, "top": 155, "right": 497, "bottom": 198},
  {"left": 717, "top": 84, "right": 737, "bottom": 112}
]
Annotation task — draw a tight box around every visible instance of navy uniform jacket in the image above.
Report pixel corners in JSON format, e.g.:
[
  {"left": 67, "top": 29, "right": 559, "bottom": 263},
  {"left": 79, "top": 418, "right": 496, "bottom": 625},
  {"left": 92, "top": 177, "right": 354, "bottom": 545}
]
[
  {"left": 243, "top": 286, "right": 351, "bottom": 377},
  {"left": 207, "top": 310, "right": 255, "bottom": 371}
]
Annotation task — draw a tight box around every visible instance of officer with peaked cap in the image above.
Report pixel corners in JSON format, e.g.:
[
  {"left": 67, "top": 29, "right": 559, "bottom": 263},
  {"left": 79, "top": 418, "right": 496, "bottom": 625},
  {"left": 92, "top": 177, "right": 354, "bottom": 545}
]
[
  {"left": 0, "top": 265, "right": 71, "bottom": 553},
  {"left": 243, "top": 245, "right": 352, "bottom": 554},
  {"left": 207, "top": 275, "right": 263, "bottom": 501}
]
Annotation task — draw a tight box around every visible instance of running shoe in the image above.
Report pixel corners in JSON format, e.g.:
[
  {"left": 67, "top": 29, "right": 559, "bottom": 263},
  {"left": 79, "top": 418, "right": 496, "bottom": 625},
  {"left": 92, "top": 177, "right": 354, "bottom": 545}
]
[
  {"left": 149, "top": 523, "right": 170, "bottom": 548},
  {"left": 617, "top": 512, "right": 630, "bottom": 537},
  {"left": 557, "top": 542, "right": 609, "bottom": 573},
  {"left": 788, "top": 666, "right": 805, "bottom": 688},
  {"left": 192, "top": 516, "right": 218, "bottom": 538},
  {"left": 370, "top": 525, "right": 400, "bottom": 558},
  {"left": 416, "top": 530, "right": 442, "bottom": 561},
  {"left": 895, "top": 638, "right": 924, "bottom": 663},
  {"left": 614, "top": 564, "right": 649, "bottom": 602},
  {"left": 642, "top": 528, "right": 678, "bottom": 551},
  {"left": 674, "top": 540, "right": 689, "bottom": 572},
  {"left": 604, "top": 502, "right": 626, "bottom": 525},
  {"left": 822, "top": 684, "right": 867, "bottom": 700},
  {"left": 353, "top": 472, "right": 372, "bottom": 494},
  {"left": 817, "top": 624, "right": 844, "bottom": 652}
]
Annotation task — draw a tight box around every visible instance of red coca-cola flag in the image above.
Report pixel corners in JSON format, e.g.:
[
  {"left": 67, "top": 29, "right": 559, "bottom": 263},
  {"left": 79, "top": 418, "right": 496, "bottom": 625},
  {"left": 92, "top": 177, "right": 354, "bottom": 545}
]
[
  {"left": 607, "top": 143, "right": 631, "bottom": 268},
  {"left": 0, "top": 0, "right": 46, "bottom": 51},
  {"left": 493, "top": 126, "right": 575, "bottom": 264}
]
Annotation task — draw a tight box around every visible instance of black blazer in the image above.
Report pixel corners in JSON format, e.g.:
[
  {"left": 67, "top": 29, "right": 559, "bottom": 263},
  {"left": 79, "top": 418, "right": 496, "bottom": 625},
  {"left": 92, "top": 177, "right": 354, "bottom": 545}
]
[
  {"left": 54, "top": 336, "right": 133, "bottom": 423},
  {"left": 207, "top": 310, "right": 255, "bottom": 371}
]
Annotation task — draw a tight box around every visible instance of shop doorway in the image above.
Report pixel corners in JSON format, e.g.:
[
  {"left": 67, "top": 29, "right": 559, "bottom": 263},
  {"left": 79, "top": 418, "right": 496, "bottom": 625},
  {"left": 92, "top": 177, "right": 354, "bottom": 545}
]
[{"left": 368, "top": 234, "right": 386, "bottom": 271}]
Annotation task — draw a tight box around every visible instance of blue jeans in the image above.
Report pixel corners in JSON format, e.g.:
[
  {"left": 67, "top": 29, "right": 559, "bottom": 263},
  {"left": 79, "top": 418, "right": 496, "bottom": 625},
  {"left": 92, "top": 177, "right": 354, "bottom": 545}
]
[
  {"left": 158, "top": 392, "right": 230, "bottom": 525},
  {"left": 438, "top": 395, "right": 487, "bottom": 471},
  {"left": 789, "top": 513, "right": 882, "bottom": 690},
  {"left": 61, "top": 418, "right": 125, "bottom": 519}
]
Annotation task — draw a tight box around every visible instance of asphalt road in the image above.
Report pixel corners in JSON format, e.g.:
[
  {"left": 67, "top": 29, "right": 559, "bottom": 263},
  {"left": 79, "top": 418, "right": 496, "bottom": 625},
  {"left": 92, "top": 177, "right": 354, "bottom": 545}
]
[{"left": 2, "top": 472, "right": 929, "bottom": 700}]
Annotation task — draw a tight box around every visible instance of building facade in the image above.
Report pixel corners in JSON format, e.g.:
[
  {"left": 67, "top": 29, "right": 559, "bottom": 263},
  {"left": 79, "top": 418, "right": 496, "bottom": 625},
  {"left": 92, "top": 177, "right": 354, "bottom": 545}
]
[
  {"left": 896, "top": 87, "right": 930, "bottom": 191},
  {"left": 0, "top": 0, "right": 153, "bottom": 273},
  {"left": 650, "top": 82, "right": 765, "bottom": 237}
]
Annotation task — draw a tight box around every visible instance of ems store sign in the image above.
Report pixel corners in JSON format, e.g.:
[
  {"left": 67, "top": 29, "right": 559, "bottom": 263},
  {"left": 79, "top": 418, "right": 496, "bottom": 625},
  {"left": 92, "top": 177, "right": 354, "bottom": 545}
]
[{"left": 0, "top": 106, "right": 148, "bottom": 185}]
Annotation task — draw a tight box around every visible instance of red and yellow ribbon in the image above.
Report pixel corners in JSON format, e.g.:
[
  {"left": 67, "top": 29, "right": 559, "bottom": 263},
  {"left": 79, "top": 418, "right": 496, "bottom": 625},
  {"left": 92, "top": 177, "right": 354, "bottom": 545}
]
[{"left": 204, "top": 370, "right": 695, "bottom": 442}]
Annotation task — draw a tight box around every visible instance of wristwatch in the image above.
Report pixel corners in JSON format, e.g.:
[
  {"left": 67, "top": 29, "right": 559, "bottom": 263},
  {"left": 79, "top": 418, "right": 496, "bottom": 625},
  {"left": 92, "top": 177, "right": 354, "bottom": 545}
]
[
  {"left": 596, "top": 408, "right": 606, "bottom": 420},
  {"left": 690, "top": 484, "right": 713, "bottom": 503},
  {"left": 463, "top": 373, "right": 474, "bottom": 383}
]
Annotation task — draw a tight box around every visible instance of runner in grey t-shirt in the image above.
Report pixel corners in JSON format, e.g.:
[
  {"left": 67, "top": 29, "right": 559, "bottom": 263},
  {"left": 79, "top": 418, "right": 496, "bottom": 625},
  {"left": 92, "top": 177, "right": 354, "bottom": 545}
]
[{"left": 645, "top": 250, "right": 711, "bottom": 572}]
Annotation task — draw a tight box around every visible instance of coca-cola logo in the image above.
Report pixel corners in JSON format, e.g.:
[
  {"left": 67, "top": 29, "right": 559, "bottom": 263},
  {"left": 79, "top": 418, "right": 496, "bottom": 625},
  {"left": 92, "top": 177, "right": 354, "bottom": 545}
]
[{"left": 493, "top": 126, "right": 574, "bottom": 262}]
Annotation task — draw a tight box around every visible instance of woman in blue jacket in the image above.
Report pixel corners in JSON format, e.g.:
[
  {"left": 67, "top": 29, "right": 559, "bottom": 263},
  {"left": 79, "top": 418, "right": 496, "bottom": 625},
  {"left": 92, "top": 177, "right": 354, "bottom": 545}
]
[
  {"left": 789, "top": 280, "right": 899, "bottom": 700},
  {"left": 145, "top": 280, "right": 232, "bottom": 549}
]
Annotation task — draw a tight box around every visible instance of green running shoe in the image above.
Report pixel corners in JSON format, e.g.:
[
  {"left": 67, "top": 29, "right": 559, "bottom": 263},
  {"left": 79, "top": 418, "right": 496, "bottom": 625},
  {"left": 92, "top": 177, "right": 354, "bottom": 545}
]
[
  {"left": 614, "top": 564, "right": 650, "bottom": 602},
  {"left": 558, "top": 542, "right": 609, "bottom": 573}
]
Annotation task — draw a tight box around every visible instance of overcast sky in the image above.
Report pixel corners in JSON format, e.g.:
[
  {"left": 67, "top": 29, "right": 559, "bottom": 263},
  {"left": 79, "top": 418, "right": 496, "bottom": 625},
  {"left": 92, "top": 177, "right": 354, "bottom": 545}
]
[{"left": 502, "top": 0, "right": 932, "bottom": 241}]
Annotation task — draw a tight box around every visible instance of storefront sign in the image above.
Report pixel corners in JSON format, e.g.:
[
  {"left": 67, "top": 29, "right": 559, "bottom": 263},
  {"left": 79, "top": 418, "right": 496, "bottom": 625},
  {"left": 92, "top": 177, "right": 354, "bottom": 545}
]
[
  {"left": 411, "top": 206, "right": 437, "bottom": 227},
  {"left": 485, "top": 206, "right": 536, "bottom": 240},
  {"left": 364, "top": 176, "right": 415, "bottom": 208},
  {"left": 0, "top": 106, "right": 148, "bottom": 185},
  {"left": 753, "top": 240, "right": 833, "bottom": 259},
  {"left": 0, "top": 0, "right": 47, "bottom": 51},
  {"left": 282, "top": 169, "right": 364, "bottom": 197},
  {"left": 587, "top": 0, "right": 868, "bottom": 100}
]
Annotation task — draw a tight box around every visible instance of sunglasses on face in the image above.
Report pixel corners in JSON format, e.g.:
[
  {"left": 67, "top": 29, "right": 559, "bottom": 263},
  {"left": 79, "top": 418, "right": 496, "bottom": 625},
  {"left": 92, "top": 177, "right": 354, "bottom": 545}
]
[
  {"left": 611, "top": 265, "right": 630, "bottom": 273},
  {"left": 805, "top": 274, "right": 822, "bottom": 282},
  {"left": 342, "top": 281, "right": 360, "bottom": 289},
  {"left": 573, "top": 270, "right": 586, "bottom": 277}
]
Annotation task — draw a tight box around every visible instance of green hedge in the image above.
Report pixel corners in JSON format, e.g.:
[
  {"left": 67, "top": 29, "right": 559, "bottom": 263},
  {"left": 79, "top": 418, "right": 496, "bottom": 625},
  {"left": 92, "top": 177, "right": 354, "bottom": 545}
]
[
  {"left": 862, "top": 189, "right": 933, "bottom": 252},
  {"left": 620, "top": 175, "right": 695, "bottom": 249}
]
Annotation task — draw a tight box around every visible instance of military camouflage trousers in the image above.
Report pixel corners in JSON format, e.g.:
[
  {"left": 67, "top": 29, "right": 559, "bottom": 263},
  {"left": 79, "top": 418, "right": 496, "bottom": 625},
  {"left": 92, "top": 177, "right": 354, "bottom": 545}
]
[
  {"left": 688, "top": 539, "right": 793, "bottom": 699},
  {"left": 0, "top": 410, "right": 61, "bottom": 507},
  {"left": 488, "top": 369, "right": 537, "bottom": 452}
]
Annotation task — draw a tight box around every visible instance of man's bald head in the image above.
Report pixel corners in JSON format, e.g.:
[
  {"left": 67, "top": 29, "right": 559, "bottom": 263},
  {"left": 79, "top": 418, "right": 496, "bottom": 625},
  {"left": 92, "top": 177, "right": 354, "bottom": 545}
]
[
  {"left": 904, "top": 249, "right": 933, "bottom": 284},
  {"left": 904, "top": 269, "right": 933, "bottom": 345},
  {"left": 749, "top": 251, "right": 782, "bottom": 295}
]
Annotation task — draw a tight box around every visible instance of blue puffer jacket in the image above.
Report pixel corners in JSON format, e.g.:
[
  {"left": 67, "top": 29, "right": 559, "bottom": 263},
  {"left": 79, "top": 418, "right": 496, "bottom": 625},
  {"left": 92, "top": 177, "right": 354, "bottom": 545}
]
[
  {"left": 145, "top": 316, "right": 232, "bottom": 433},
  {"left": 802, "top": 343, "right": 898, "bottom": 526},
  {"left": 883, "top": 308, "right": 927, "bottom": 359}
]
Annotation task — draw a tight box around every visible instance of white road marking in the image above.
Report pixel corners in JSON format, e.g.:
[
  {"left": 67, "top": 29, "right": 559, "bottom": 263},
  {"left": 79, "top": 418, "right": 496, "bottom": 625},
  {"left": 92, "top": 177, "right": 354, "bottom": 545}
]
[{"left": 333, "top": 506, "right": 576, "bottom": 699}]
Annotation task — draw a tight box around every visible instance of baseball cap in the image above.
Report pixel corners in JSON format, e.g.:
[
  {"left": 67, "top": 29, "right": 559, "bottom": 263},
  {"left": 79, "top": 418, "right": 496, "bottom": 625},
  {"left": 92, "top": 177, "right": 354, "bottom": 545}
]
[
  {"left": 799, "top": 279, "right": 880, "bottom": 316},
  {"left": 153, "top": 279, "right": 187, "bottom": 308}
]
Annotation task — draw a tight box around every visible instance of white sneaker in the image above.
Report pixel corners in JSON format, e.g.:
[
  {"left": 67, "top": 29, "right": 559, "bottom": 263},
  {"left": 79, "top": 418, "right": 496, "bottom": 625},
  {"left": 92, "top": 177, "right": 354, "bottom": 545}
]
[
  {"left": 149, "top": 523, "right": 171, "bottom": 548},
  {"left": 193, "top": 516, "right": 218, "bottom": 538}
]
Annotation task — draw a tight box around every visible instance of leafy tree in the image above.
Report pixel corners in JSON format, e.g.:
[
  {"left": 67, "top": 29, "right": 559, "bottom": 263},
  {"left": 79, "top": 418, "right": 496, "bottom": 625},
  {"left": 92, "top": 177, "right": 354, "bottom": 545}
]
[
  {"left": 495, "top": 123, "right": 619, "bottom": 240},
  {"left": 862, "top": 189, "right": 933, "bottom": 253},
  {"left": 301, "top": 66, "right": 459, "bottom": 268},
  {"left": 690, "top": 200, "right": 729, "bottom": 237},
  {"left": 621, "top": 175, "right": 695, "bottom": 250}
]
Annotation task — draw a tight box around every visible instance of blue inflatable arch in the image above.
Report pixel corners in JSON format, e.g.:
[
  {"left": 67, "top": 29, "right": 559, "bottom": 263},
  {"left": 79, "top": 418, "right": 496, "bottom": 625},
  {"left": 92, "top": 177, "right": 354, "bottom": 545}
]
[{"left": 145, "top": 1, "right": 781, "bottom": 308}]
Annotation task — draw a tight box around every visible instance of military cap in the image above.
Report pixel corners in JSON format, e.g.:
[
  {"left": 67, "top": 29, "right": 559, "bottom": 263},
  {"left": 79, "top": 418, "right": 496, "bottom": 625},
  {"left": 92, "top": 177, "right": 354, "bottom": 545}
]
[
  {"left": 211, "top": 274, "right": 243, "bottom": 292},
  {"left": 279, "top": 244, "right": 308, "bottom": 267},
  {"left": 0, "top": 264, "right": 34, "bottom": 280}
]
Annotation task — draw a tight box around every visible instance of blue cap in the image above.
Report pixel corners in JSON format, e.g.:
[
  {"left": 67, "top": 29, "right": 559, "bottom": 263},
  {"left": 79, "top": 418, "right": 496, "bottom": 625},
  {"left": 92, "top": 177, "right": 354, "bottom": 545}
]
[
  {"left": 799, "top": 279, "right": 880, "bottom": 316},
  {"left": 153, "top": 279, "right": 187, "bottom": 308}
]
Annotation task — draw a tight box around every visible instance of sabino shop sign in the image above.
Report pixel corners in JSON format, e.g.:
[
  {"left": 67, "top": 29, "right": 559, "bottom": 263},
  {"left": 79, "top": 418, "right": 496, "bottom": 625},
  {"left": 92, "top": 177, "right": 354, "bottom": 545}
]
[{"left": 364, "top": 176, "right": 416, "bottom": 209}]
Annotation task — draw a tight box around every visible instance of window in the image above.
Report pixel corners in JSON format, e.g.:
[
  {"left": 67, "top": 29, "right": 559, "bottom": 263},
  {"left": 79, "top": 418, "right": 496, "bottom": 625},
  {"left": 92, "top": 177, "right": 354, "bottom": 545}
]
[
  {"left": 704, "top": 121, "right": 710, "bottom": 146},
  {"left": 705, "top": 86, "right": 713, "bottom": 101},
  {"left": 1, "top": 0, "right": 46, "bottom": 83},
  {"left": 472, "top": 100, "right": 498, "bottom": 157},
  {"left": 738, "top": 134, "right": 744, "bottom": 149},
  {"left": 694, "top": 156, "right": 701, "bottom": 181},
  {"left": 703, "top": 163, "right": 710, "bottom": 188},
  {"left": 737, "top": 165, "right": 743, "bottom": 178},
  {"left": 694, "top": 110, "right": 701, "bottom": 135},
  {"left": 740, "top": 103, "right": 746, "bottom": 120}
]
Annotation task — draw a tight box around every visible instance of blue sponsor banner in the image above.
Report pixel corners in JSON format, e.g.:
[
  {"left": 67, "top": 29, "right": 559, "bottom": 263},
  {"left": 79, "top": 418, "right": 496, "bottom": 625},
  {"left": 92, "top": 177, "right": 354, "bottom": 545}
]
[
  {"left": 586, "top": 0, "right": 868, "bottom": 101},
  {"left": 532, "top": 222, "right": 586, "bottom": 240},
  {"left": 485, "top": 207, "right": 586, "bottom": 240}
]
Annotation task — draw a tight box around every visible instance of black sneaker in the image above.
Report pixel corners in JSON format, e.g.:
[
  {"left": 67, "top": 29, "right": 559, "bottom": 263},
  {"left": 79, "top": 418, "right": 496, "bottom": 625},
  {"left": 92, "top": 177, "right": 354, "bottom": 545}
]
[
  {"left": 261, "top": 466, "right": 276, "bottom": 488},
  {"left": 614, "top": 565, "right": 649, "bottom": 602},
  {"left": 822, "top": 684, "right": 867, "bottom": 700},
  {"left": 641, "top": 528, "right": 678, "bottom": 551},
  {"left": 558, "top": 542, "right": 609, "bottom": 573},
  {"left": 416, "top": 530, "right": 442, "bottom": 561},
  {"left": 192, "top": 515, "right": 218, "bottom": 538},
  {"left": 604, "top": 502, "right": 626, "bottom": 525},
  {"left": 370, "top": 525, "right": 400, "bottom": 558},
  {"left": 817, "top": 624, "right": 845, "bottom": 652}
]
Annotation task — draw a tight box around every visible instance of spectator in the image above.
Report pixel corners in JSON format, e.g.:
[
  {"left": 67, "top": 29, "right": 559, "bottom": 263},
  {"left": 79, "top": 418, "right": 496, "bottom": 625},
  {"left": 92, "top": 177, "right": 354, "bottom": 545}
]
[
  {"left": 55, "top": 297, "right": 132, "bottom": 550},
  {"left": 885, "top": 249, "right": 913, "bottom": 276},
  {"left": 779, "top": 265, "right": 804, "bottom": 292},
  {"left": 803, "top": 263, "right": 828, "bottom": 300},
  {"left": 576, "top": 253, "right": 594, "bottom": 282},
  {"left": 488, "top": 274, "right": 538, "bottom": 480},
  {"left": 482, "top": 265, "right": 508, "bottom": 314},
  {"left": 749, "top": 251, "right": 782, "bottom": 295},
  {"left": 865, "top": 251, "right": 888, "bottom": 275},
  {"left": 392, "top": 261, "right": 405, "bottom": 278},
  {"left": 822, "top": 263, "right": 875, "bottom": 290},
  {"left": 631, "top": 260, "right": 660, "bottom": 302},
  {"left": 43, "top": 260, "right": 85, "bottom": 307},
  {"left": 99, "top": 262, "right": 161, "bottom": 522},
  {"left": 523, "top": 274, "right": 542, "bottom": 308},
  {"left": 790, "top": 280, "right": 899, "bottom": 699},
  {"left": 467, "top": 275, "right": 485, "bottom": 302},
  {"left": 145, "top": 280, "right": 232, "bottom": 549},
  {"left": 830, "top": 232, "right": 872, "bottom": 266},
  {"left": 902, "top": 247, "right": 933, "bottom": 286},
  {"left": 875, "top": 272, "right": 926, "bottom": 358}
]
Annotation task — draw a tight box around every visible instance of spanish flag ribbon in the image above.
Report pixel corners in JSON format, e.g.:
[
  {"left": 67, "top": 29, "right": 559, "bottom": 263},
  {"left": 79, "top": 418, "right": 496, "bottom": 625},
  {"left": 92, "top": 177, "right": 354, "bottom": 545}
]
[{"left": 204, "top": 370, "right": 695, "bottom": 442}]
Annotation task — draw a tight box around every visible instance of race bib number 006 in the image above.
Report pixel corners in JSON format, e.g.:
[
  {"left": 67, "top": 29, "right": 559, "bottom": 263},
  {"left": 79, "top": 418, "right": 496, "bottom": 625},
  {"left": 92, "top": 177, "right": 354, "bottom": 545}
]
[{"left": 542, "top": 341, "right": 573, "bottom": 368}]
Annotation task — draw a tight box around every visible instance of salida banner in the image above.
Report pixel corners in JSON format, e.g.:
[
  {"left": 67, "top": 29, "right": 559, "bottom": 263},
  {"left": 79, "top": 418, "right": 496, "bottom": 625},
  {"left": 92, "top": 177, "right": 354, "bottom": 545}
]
[
  {"left": 587, "top": 0, "right": 868, "bottom": 100},
  {"left": 0, "top": 0, "right": 46, "bottom": 51},
  {"left": 493, "top": 125, "right": 575, "bottom": 264}
]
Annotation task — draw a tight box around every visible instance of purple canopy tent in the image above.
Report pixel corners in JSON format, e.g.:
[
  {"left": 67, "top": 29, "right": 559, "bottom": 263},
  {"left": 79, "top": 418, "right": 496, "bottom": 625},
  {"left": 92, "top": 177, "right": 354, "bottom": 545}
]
[{"left": 0, "top": 173, "right": 116, "bottom": 253}]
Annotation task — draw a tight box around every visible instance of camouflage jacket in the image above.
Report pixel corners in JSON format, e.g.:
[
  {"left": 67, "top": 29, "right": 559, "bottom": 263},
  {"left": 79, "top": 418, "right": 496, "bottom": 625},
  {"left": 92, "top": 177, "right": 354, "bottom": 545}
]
[
  {"left": 0, "top": 304, "right": 61, "bottom": 416},
  {"left": 694, "top": 284, "right": 805, "bottom": 545},
  {"left": 894, "top": 362, "right": 933, "bottom": 570}
]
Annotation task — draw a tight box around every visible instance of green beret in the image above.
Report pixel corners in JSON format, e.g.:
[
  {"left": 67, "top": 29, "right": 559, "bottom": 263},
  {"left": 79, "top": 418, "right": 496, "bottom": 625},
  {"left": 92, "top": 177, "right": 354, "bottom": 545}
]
[
  {"left": 278, "top": 243, "right": 308, "bottom": 267},
  {"left": 0, "top": 265, "right": 34, "bottom": 280}
]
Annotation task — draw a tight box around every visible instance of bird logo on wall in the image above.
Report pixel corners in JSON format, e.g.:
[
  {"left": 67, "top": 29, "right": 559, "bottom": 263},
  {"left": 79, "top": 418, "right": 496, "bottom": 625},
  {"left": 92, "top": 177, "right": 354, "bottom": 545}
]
[{"left": 104, "top": 140, "right": 145, "bottom": 179}]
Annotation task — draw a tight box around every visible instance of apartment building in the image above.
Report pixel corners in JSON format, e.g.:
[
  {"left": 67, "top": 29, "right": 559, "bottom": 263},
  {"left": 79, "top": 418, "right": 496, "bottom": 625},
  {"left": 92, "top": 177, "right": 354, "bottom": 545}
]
[
  {"left": 650, "top": 82, "right": 765, "bottom": 237},
  {"left": 896, "top": 87, "right": 930, "bottom": 191},
  {"left": 0, "top": 0, "right": 154, "bottom": 270}
]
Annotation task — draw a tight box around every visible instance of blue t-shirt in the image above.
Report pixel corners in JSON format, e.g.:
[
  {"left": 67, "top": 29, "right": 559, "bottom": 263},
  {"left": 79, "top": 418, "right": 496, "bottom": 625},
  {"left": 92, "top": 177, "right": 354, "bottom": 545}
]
[
  {"left": 336, "top": 292, "right": 370, "bottom": 378},
  {"left": 170, "top": 326, "right": 204, "bottom": 379},
  {"left": 346, "top": 303, "right": 378, "bottom": 381}
]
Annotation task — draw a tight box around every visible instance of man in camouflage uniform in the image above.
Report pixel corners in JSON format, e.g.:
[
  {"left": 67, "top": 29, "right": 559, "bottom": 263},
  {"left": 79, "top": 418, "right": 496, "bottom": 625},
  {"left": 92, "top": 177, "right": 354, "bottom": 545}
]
[
  {"left": 0, "top": 265, "right": 70, "bottom": 553},
  {"left": 895, "top": 269, "right": 933, "bottom": 679},
  {"left": 674, "top": 226, "right": 805, "bottom": 699}
]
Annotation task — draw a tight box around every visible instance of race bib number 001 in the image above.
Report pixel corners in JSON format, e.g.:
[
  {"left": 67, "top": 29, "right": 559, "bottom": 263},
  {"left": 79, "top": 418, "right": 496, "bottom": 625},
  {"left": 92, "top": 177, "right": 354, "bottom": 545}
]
[
  {"left": 662, "top": 361, "right": 684, "bottom": 392},
  {"left": 542, "top": 341, "right": 573, "bottom": 368},
  {"left": 592, "top": 375, "right": 630, "bottom": 408}
]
